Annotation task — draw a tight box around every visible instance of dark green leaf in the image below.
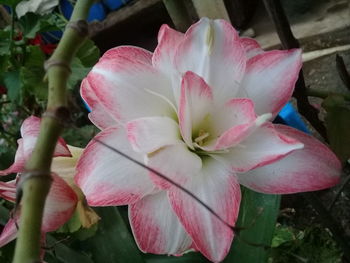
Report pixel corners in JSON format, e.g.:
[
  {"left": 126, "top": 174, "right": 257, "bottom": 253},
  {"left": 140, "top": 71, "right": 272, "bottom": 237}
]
[
  {"left": 4, "top": 70, "right": 21, "bottom": 101},
  {"left": 46, "top": 235, "right": 94, "bottom": 263},
  {"left": 18, "top": 12, "right": 41, "bottom": 39},
  {"left": 223, "top": 187, "right": 280, "bottom": 263},
  {"left": 68, "top": 57, "right": 91, "bottom": 89},
  {"left": 81, "top": 207, "right": 145, "bottom": 263},
  {"left": 76, "top": 39, "right": 100, "bottom": 67},
  {"left": 271, "top": 224, "right": 296, "bottom": 248},
  {"left": 323, "top": 94, "right": 350, "bottom": 163},
  {"left": 0, "top": 0, "right": 21, "bottom": 7},
  {"left": 20, "top": 45, "right": 47, "bottom": 100},
  {"left": 0, "top": 31, "right": 11, "bottom": 55},
  {"left": 0, "top": 201, "right": 10, "bottom": 225}
]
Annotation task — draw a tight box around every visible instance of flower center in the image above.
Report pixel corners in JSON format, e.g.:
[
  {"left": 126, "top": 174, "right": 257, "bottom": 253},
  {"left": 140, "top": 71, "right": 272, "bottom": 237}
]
[{"left": 194, "top": 130, "right": 210, "bottom": 146}]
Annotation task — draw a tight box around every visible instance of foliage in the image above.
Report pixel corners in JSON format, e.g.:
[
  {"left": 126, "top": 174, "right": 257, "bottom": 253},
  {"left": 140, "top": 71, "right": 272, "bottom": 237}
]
[
  {"left": 323, "top": 94, "right": 350, "bottom": 164},
  {"left": 269, "top": 224, "right": 342, "bottom": 263}
]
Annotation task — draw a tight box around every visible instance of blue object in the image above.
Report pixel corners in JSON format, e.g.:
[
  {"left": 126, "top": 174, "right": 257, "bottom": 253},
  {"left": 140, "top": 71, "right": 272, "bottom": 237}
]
[
  {"left": 60, "top": 0, "right": 106, "bottom": 22},
  {"left": 276, "top": 102, "right": 310, "bottom": 133},
  {"left": 83, "top": 99, "right": 91, "bottom": 112},
  {"left": 41, "top": 31, "right": 63, "bottom": 44},
  {"left": 102, "top": 0, "right": 130, "bottom": 11}
]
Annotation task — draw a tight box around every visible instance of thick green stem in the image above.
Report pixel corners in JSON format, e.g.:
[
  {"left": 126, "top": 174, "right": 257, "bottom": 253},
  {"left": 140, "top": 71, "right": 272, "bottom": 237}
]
[
  {"left": 12, "top": 1, "right": 93, "bottom": 263},
  {"left": 162, "top": 0, "right": 193, "bottom": 32}
]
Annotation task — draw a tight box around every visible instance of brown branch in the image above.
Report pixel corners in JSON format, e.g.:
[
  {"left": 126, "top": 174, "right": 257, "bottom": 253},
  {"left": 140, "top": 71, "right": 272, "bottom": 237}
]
[
  {"left": 336, "top": 54, "right": 350, "bottom": 90},
  {"left": 262, "top": 0, "right": 328, "bottom": 140}
]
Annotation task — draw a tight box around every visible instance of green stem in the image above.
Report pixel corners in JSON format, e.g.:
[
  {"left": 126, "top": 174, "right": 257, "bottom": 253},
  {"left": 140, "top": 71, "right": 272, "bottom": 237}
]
[
  {"left": 12, "top": 1, "right": 93, "bottom": 263},
  {"left": 162, "top": 0, "right": 193, "bottom": 32}
]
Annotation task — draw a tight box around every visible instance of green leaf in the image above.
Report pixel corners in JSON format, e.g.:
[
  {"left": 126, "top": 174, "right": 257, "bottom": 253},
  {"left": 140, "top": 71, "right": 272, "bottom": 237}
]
[
  {"left": 76, "top": 39, "right": 100, "bottom": 67},
  {"left": 323, "top": 94, "right": 350, "bottom": 163},
  {"left": 18, "top": 12, "right": 41, "bottom": 39},
  {"left": 57, "top": 210, "right": 82, "bottom": 233},
  {"left": 4, "top": 70, "right": 22, "bottom": 101},
  {"left": 81, "top": 207, "right": 145, "bottom": 263},
  {"left": 223, "top": 187, "right": 281, "bottom": 263},
  {"left": 45, "top": 235, "right": 94, "bottom": 263},
  {"left": 20, "top": 45, "right": 47, "bottom": 100},
  {"left": 271, "top": 224, "right": 296, "bottom": 248},
  {"left": 0, "top": 31, "right": 11, "bottom": 56},
  {"left": 0, "top": 0, "right": 21, "bottom": 7},
  {"left": 68, "top": 57, "right": 91, "bottom": 89},
  {"left": 0, "top": 201, "right": 10, "bottom": 225}
]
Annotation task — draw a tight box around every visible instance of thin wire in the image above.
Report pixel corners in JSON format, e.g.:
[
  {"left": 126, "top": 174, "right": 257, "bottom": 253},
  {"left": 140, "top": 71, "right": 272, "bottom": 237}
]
[{"left": 93, "top": 138, "right": 235, "bottom": 232}]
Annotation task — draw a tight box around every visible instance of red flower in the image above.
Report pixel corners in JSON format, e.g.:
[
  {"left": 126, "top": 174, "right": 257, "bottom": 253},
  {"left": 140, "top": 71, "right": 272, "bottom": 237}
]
[
  {"left": 0, "top": 85, "right": 7, "bottom": 95},
  {"left": 28, "top": 34, "right": 57, "bottom": 55}
]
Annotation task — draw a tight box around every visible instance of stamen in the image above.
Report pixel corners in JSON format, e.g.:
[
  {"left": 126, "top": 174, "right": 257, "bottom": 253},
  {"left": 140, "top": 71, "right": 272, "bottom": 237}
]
[
  {"left": 194, "top": 132, "right": 210, "bottom": 143},
  {"left": 255, "top": 113, "right": 272, "bottom": 127}
]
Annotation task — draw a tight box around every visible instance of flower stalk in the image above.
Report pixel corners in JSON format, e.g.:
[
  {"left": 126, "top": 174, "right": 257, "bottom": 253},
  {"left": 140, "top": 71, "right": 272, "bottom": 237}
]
[{"left": 12, "top": 1, "right": 93, "bottom": 262}]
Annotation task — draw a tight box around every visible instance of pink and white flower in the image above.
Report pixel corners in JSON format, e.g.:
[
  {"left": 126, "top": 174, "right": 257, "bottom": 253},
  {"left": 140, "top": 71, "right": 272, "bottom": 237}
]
[
  {"left": 76, "top": 18, "right": 341, "bottom": 262},
  {"left": 0, "top": 116, "right": 98, "bottom": 248}
]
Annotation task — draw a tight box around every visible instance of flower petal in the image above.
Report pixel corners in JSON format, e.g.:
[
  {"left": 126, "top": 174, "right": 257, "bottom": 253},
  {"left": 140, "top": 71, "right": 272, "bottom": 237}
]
[
  {"left": 0, "top": 180, "right": 16, "bottom": 202},
  {"left": 175, "top": 18, "right": 246, "bottom": 104},
  {"left": 200, "top": 98, "right": 257, "bottom": 151},
  {"left": 75, "top": 126, "right": 155, "bottom": 206},
  {"left": 240, "top": 37, "right": 264, "bottom": 59},
  {"left": 179, "top": 71, "right": 213, "bottom": 148},
  {"left": 212, "top": 123, "right": 303, "bottom": 173},
  {"left": 238, "top": 49, "right": 302, "bottom": 117},
  {"left": 146, "top": 143, "right": 202, "bottom": 189},
  {"left": 0, "top": 117, "right": 71, "bottom": 176},
  {"left": 129, "top": 191, "right": 192, "bottom": 255},
  {"left": 152, "top": 24, "right": 184, "bottom": 75},
  {"left": 21, "top": 116, "right": 71, "bottom": 158},
  {"left": 0, "top": 217, "right": 18, "bottom": 247},
  {"left": 127, "top": 116, "right": 181, "bottom": 153},
  {"left": 238, "top": 125, "right": 341, "bottom": 194},
  {"left": 42, "top": 173, "right": 78, "bottom": 232},
  {"left": 84, "top": 46, "right": 174, "bottom": 123},
  {"left": 51, "top": 145, "right": 83, "bottom": 187},
  {"left": 168, "top": 158, "right": 240, "bottom": 262},
  {"left": 0, "top": 139, "right": 26, "bottom": 175},
  {"left": 81, "top": 78, "right": 118, "bottom": 129}
]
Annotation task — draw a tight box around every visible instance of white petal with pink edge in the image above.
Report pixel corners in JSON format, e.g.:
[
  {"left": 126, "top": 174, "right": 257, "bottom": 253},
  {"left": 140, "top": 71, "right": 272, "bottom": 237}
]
[
  {"left": 84, "top": 46, "right": 175, "bottom": 123},
  {"left": 21, "top": 116, "right": 71, "bottom": 157},
  {"left": 211, "top": 123, "right": 303, "bottom": 173},
  {"left": 168, "top": 158, "right": 240, "bottom": 262},
  {"left": 42, "top": 173, "right": 78, "bottom": 232},
  {"left": 0, "top": 180, "right": 16, "bottom": 202},
  {"left": 179, "top": 71, "right": 213, "bottom": 148},
  {"left": 129, "top": 191, "right": 192, "bottom": 255},
  {"left": 0, "top": 217, "right": 18, "bottom": 247},
  {"left": 152, "top": 24, "right": 184, "bottom": 75},
  {"left": 146, "top": 143, "right": 202, "bottom": 189},
  {"left": 0, "top": 116, "right": 71, "bottom": 176},
  {"left": 240, "top": 37, "right": 264, "bottom": 59},
  {"left": 81, "top": 78, "right": 118, "bottom": 129},
  {"left": 238, "top": 49, "right": 302, "bottom": 117},
  {"left": 127, "top": 116, "right": 181, "bottom": 153},
  {"left": 0, "top": 139, "right": 26, "bottom": 175},
  {"left": 175, "top": 18, "right": 246, "bottom": 104},
  {"left": 199, "top": 98, "right": 257, "bottom": 151},
  {"left": 75, "top": 126, "right": 155, "bottom": 206},
  {"left": 238, "top": 125, "right": 341, "bottom": 194}
]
